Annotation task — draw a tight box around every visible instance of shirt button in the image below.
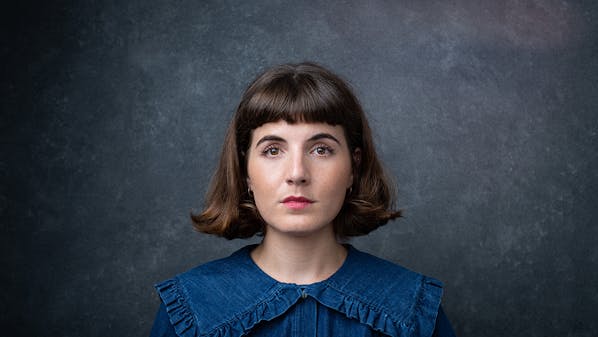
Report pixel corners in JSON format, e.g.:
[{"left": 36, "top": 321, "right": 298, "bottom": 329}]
[{"left": 301, "top": 289, "right": 307, "bottom": 299}]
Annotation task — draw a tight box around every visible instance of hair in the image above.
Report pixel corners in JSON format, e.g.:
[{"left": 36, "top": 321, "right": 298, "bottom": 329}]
[{"left": 191, "top": 62, "right": 401, "bottom": 239}]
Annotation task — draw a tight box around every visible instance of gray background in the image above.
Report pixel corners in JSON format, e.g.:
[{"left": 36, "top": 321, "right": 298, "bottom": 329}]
[{"left": 2, "top": 1, "right": 597, "bottom": 336}]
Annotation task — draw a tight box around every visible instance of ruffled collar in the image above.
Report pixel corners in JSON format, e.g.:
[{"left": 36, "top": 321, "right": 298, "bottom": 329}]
[{"left": 155, "top": 244, "right": 443, "bottom": 337}]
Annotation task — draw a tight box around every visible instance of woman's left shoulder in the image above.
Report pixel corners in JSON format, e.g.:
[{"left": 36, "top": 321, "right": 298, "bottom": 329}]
[
  {"left": 321, "top": 245, "right": 447, "bottom": 337},
  {"left": 343, "top": 245, "right": 444, "bottom": 289}
]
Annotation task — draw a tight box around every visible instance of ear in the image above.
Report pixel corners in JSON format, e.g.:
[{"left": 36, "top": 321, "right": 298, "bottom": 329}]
[
  {"left": 352, "top": 148, "right": 362, "bottom": 167},
  {"left": 349, "top": 148, "right": 362, "bottom": 187}
]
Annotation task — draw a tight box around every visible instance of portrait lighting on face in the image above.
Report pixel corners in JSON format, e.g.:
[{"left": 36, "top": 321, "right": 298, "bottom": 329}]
[{"left": 246, "top": 121, "right": 354, "bottom": 238}]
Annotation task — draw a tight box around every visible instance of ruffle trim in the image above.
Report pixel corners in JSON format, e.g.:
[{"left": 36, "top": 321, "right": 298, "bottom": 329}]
[
  {"left": 156, "top": 281, "right": 303, "bottom": 337},
  {"left": 202, "top": 286, "right": 299, "bottom": 337},
  {"left": 317, "top": 276, "right": 443, "bottom": 337},
  {"left": 155, "top": 278, "right": 198, "bottom": 337},
  {"left": 156, "top": 274, "right": 443, "bottom": 337}
]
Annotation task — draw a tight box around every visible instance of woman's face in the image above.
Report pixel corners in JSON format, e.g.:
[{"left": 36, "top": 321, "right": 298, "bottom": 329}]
[{"left": 246, "top": 121, "right": 355, "bottom": 237}]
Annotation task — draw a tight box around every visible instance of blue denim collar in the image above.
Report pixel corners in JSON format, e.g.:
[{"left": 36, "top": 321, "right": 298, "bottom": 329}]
[{"left": 155, "top": 244, "right": 443, "bottom": 337}]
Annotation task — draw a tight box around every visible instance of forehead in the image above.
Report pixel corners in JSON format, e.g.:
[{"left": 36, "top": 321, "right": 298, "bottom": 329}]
[{"left": 250, "top": 121, "right": 347, "bottom": 144}]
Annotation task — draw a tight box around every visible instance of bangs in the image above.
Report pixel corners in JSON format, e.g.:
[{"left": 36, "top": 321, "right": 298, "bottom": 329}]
[
  {"left": 234, "top": 63, "right": 363, "bottom": 154},
  {"left": 241, "top": 71, "right": 351, "bottom": 130}
]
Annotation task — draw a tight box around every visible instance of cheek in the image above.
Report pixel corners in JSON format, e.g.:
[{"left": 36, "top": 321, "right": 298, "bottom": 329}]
[
  {"left": 246, "top": 154, "right": 260, "bottom": 190},
  {"left": 249, "top": 178, "right": 270, "bottom": 216},
  {"left": 247, "top": 161, "right": 281, "bottom": 203},
  {"left": 339, "top": 162, "right": 354, "bottom": 190},
  {"left": 323, "top": 169, "right": 352, "bottom": 197}
]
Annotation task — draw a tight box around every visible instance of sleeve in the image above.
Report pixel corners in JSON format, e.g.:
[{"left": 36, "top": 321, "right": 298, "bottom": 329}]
[
  {"left": 149, "top": 303, "right": 179, "bottom": 337},
  {"left": 432, "top": 305, "right": 457, "bottom": 337}
]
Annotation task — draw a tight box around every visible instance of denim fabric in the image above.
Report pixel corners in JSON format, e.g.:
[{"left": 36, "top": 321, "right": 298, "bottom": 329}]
[{"left": 150, "top": 245, "right": 456, "bottom": 337}]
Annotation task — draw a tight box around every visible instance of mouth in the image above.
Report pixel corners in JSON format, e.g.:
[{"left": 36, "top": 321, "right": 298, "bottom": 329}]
[{"left": 282, "top": 196, "right": 314, "bottom": 210}]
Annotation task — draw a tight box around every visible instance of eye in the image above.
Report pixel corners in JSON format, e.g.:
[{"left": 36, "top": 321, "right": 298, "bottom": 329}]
[
  {"left": 312, "top": 145, "right": 334, "bottom": 157},
  {"left": 262, "top": 145, "right": 281, "bottom": 157}
]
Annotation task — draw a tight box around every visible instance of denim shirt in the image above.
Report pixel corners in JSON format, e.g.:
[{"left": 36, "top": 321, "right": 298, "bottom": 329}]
[{"left": 150, "top": 245, "right": 455, "bottom": 337}]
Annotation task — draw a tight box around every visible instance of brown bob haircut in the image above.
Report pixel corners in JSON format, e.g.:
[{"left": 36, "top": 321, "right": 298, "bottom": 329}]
[{"left": 192, "top": 62, "right": 401, "bottom": 239}]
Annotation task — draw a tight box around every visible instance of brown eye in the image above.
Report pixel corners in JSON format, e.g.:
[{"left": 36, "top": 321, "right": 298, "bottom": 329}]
[
  {"left": 312, "top": 145, "right": 333, "bottom": 156},
  {"left": 263, "top": 146, "right": 280, "bottom": 157}
]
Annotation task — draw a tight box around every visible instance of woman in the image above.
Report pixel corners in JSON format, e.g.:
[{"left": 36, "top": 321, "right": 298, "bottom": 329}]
[{"left": 150, "top": 62, "right": 456, "bottom": 337}]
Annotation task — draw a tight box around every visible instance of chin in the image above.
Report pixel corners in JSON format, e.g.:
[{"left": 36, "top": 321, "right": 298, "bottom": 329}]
[{"left": 266, "top": 221, "right": 333, "bottom": 237}]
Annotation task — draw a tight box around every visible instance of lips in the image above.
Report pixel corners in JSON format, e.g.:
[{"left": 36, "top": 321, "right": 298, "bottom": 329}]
[{"left": 282, "top": 196, "right": 314, "bottom": 210}]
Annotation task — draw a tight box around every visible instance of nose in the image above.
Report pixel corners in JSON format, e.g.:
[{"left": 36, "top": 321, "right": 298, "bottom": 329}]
[{"left": 286, "top": 152, "right": 309, "bottom": 186}]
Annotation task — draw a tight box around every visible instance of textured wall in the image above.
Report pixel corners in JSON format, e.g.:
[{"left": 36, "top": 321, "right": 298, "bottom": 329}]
[{"left": 2, "top": 1, "right": 597, "bottom": 336}]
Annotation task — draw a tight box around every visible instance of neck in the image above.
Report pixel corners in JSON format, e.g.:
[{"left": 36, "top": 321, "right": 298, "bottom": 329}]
[{"left": 251, "top": 228, "right": 347, "bottom": 285}]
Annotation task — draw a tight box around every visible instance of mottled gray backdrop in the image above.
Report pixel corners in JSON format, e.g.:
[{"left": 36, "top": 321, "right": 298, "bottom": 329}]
[{"left": 2, "top": 1, "right": 597, "bottom": 336}]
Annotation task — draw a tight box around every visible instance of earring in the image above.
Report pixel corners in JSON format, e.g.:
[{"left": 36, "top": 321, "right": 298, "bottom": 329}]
[
  {"left": 348, "top": 187, "right": 353, "bottom": 195},
  {"left": 248, "top": 188, "right": 254, "bottom": 197}
]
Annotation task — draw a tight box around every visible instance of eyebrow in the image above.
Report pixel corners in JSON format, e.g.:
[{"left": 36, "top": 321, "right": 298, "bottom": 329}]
[
  {"left": 254, "top": 133, "right": 341, "bottom": 148},
  {"left": 308, "top": 133, "right": 341, "bottom": 145}
]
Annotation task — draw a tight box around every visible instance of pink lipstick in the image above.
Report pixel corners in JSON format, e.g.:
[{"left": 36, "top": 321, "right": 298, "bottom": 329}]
[{"left": 282, "top": 196, "right": 314, "bottom": 210}]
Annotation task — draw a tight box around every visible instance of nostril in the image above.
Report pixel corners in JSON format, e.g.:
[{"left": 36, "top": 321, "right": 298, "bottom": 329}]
[{"left": 286, "top": 177, "right": 308, "bottom": 185}]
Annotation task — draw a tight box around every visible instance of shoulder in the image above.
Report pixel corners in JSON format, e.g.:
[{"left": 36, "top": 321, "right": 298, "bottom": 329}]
[
  {"left": 321, "top": 245, "right": 444, "bottom": 336},
  {"left": 157, "top": 244, "right": 276, "bottom": 304},
  {"left": 154, "top": 245, "right": 278, "bottom": 337},
  {"left": 342, "top": 245, "right": 443, "bottom": 288},
  {"left": 176, "top": 245, "right": 255, "bottom": 282},
  {"left": 161, "top": 246, "right": 260, "bottom": 298}
]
